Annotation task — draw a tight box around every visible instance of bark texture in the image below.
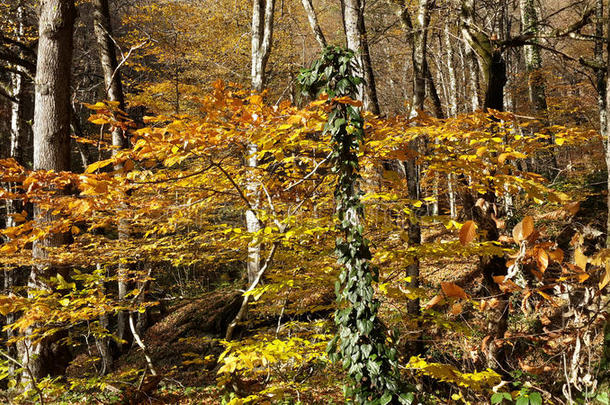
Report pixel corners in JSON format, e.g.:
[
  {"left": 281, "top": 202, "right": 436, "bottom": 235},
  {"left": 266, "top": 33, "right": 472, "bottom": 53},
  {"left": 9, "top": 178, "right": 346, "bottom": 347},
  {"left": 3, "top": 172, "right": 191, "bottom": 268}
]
[
  {"left": 23, "top": 0, "right": 75, "bottom": 382},
  {"left": 341, "top": 0, "right": 380, "bottom": 114},
  {"left": 92, "top": 0, "right": 128, "bottom": 366},
  {"left": 251, "top": 0, "right": 275, "bottom": 92},
  {"left": 300, "top": 0, "right": 327, "bottom": 49}
]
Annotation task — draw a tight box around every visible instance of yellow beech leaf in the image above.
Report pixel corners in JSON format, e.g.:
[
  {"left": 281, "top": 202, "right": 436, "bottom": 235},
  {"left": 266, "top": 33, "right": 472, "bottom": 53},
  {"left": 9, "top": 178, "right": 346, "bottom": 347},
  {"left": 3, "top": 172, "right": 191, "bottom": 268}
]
[
  {"left": 574, "top": 247, "right": 588, "bottom": 270},
  {"left": 459, "top": 220, "right": 477, "bottom": 245},
  {"left": 476, "top": 146, "right": 487, "bottom": 156},
  {"left": 86, "top": 158, "right": 115, "bottom": 173}
]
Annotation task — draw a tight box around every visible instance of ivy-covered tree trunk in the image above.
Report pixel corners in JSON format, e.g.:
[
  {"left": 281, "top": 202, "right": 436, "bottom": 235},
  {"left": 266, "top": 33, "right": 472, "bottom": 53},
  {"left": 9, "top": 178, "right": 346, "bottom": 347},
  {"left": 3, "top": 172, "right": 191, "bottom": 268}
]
[{"left": 298, "top": 46, "right": 413, "bottom": 405}]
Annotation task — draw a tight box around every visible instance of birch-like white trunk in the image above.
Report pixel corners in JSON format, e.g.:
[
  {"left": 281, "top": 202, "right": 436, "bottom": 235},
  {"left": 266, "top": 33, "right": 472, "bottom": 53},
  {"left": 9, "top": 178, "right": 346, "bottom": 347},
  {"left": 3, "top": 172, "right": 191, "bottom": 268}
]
[
  {"left": 251, "top": 0, "right": 275, "bottom": 93},
  {"left": 342, "top": 0, "right": 380, "bottom": 114},
  {"left": 300, "top": 0, "right": 326, "bottom": 49},
  {"left": 444, "top": 23, "right": 458, "bottom": 117}
]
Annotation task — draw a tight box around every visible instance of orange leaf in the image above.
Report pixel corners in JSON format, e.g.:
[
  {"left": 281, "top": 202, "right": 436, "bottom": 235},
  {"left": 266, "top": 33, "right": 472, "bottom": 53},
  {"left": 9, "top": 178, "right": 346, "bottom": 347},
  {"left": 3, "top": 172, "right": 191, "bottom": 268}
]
[
  {"left": 536, "top": 249, "right": 549, "bottom": 273},
  {"left": 512, "top": 216, "right": 534, "bottom": 244},
  {"left": 459, "top": 221, "right": 477, "bottom": 245},
  {"left": 441, "top": 282, "right": 468, "bottom": 299},
  {"left": 549, "top": 248, "right": 564, "bottom": 263},
  {"left": 424, "top": 294, "right": 443, "bottom": 309}
]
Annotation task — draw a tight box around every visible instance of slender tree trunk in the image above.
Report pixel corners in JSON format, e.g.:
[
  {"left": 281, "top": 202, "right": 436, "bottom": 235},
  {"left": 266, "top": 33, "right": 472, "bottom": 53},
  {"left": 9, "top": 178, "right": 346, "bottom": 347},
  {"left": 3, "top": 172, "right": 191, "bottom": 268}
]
[
  {"left": 22, "top": 0, "right": 75, "bottom": 382},
  {"left": 251, "top": 0, "right": 275, "bottom": 92},
  {"left": 445, "top": 22, "right": 458, "bottom": 117},
  {"left": 520, "top": 0, "right": 547, "bottom": 115},
  {"left": 5, "top": 1, "right": 30, "bottom": 377},
  {"left": 92, "top": 0, "right": 128, "bottom": 366},
  {"left": 602, "top": 0, "right": 610, "bottom": 389},
  {"left": 341, "top": 0, "right": 380, "bottom": 114},
  {"left": 411, "top": 0, "right": 430, "bottom": 116},
  {"left": 597, "top": 0, "right": 607, "bottom": 141},
  {"left": 300, "top": 0, "right": 326, "bottom": 49},
  {"left": 245, "top": 0, "right": 274, "bottom": 294}
]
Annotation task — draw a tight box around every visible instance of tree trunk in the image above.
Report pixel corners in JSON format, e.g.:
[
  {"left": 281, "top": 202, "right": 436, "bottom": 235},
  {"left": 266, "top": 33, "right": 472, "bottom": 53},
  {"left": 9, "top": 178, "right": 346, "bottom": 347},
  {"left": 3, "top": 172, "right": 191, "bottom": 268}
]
[
  {"left": 251, "top": 0, "right": 275, "bottom": 92},
  {"left": 519, "top": 0, "right": 547, "bottom": 115},
  {"left": 411, "top": 0, "right": 430, "bottom": 116},
  {"left": 92, "top": 0, "right": 128, "bottom": 366},
  {"left": 300, "top": 0, "right": 326, "bottom": 49},
  {"left": 341, "top": 0, "right": 380, "bottom": 114},
  {"left": 597, "top": 0, "right": 607, "bottom": 143},
  {"left": 445, "top": 22, "right": 458, "bottom": 117},
  {"left": 22, "top": 0, "right": 75, "bottom": 382}
]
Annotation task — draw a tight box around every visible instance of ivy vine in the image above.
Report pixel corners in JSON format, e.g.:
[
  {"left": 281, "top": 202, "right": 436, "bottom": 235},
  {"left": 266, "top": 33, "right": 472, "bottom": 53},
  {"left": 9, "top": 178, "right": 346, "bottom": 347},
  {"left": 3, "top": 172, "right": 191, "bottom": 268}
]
[{"left": 297, "top": 46, "right": 414, "bottom": 405}]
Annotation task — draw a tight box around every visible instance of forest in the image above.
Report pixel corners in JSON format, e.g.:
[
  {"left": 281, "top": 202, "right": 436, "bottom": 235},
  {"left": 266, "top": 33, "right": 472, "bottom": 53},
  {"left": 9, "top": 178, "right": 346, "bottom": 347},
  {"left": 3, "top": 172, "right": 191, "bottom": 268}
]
[{"left": 0, "top": 0, "right": 609, "bottom": 404}]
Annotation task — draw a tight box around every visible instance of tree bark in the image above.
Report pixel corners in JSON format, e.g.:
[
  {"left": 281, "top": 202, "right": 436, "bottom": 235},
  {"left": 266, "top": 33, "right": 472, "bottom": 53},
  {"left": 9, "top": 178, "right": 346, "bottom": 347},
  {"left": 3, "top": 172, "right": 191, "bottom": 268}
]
[
  {"left": 341, "top": 0, "right": 380, "bottom": 114},
  {"left": 445, "top": 22, "right": 458, "bottom": 117},
  {"left": 92, "top": 0, "right": 128, "bottom": 367},
  {"left": 251, "top": 0, "right": 275, "bottom": 92},
  {"left": 411, "top": 0, "right": 430, "bottom": 116},
  {"left": 300, "top": 0, "right": 326, "bottom": 49},
  {"left": 519, "top": 0, "right": 547, "bottom": 115},
  {"left": 22, "top": 0, "right": 75, "bottom": 382}
]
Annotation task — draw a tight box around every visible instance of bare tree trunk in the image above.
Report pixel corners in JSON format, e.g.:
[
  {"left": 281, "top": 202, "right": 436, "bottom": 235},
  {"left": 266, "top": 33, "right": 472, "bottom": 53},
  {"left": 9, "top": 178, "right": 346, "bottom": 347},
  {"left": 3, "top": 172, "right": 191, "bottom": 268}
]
[
  {"left": 5, "top": 0, "right": 30, "bottom": 378},
  {"left": 92, "top": 0, "right": 128, "bottom": 367},
  {"left": 445, "top": 22, "right": 458, "bottom": 117},
  {"left": 251, "top": 0, "right": 275, "bottom": 92},
  {"left": 300, "top": 0, "right": 326, "bottom": 49},
  {"left": 411, "top": 0, "right": 430, "bottom": 116},
  {"left": 596, "top": 0, "right": 607, "bottom": 141},
  {"left": 341, "top": 0, "right": 380, "bottom": 114},
  {"left": 519, "top": 0, "right": 547, "bottom": 115},
  {"left": 22, "top": 0, "right": 75, "bottom": 383}
]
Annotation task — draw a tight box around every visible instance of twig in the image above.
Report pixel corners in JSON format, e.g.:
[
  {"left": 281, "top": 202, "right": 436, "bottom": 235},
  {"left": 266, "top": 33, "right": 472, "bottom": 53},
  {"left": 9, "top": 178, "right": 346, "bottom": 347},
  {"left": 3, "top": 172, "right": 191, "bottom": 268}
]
[
  {"left": 225, "top": 242, "right": 279, "bottom": 340},
  {"left": 0, "top": 348, "right": 44, "bottom": 405}
]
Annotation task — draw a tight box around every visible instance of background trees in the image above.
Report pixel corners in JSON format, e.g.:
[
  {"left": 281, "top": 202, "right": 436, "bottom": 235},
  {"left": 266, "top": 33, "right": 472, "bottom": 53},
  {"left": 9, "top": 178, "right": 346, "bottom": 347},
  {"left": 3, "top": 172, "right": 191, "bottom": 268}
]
[{"left": 0, "top": 0, "right": 609, "bottom": 404}]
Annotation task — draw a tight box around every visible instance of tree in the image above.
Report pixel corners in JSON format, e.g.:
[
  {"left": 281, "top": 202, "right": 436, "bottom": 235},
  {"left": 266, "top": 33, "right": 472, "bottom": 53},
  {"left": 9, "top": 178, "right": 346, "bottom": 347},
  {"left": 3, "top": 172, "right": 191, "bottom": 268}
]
[
  {"left": 299, "top": 45, "right": 412, "bottom": 405},
  {"left": 341, "top": 0, "right": 380, "bottom": 114},
  {"left": 21, "top": 0, "right": 75, "bottom": 382},
  {"left": 251, "top": 0, "right": 275, "bottom": 93},
  {"left": 92, "top": 0, "right": 128, "bottom": 368}
]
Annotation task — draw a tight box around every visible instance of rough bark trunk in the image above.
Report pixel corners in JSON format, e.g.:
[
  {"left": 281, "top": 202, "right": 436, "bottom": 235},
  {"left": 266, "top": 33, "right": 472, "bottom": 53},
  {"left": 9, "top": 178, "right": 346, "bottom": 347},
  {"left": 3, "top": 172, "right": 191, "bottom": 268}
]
[
  {"left": 300, "top": 0, "right": 326, "bottom": 49},
  {"left": 341, "top": 0, "right": 380, "bottom": 114},
  {"left": 22, "top": 0, "right": 75, "bottom": 382}
]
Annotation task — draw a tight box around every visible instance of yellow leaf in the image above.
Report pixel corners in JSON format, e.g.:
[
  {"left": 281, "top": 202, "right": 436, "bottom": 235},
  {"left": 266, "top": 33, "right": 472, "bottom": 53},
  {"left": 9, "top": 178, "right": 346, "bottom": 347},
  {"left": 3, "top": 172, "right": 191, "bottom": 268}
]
[
  {"left": 574, "top": 247, "right": 588, "bottom": 270},
  {"left": 86, "top": 158, "right": 115, "bottom": 173}
]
